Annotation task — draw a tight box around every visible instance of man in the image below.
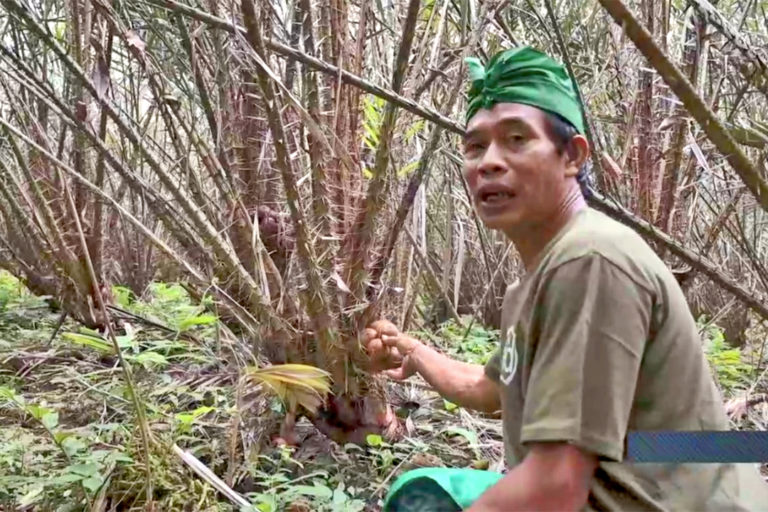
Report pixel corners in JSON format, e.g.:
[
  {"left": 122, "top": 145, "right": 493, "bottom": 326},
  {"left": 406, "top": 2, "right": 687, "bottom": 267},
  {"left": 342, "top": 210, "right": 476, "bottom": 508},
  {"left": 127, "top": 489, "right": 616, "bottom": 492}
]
[{"left": 365, "top": 46, "right": 768, "bottom": 510}]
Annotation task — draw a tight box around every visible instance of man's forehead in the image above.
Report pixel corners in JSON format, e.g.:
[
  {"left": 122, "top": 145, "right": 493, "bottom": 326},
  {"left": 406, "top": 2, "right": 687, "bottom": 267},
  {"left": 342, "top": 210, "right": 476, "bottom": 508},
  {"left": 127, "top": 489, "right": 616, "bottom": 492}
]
[{"left": 465, "top": 103, "right": 545, "bottom": 136}]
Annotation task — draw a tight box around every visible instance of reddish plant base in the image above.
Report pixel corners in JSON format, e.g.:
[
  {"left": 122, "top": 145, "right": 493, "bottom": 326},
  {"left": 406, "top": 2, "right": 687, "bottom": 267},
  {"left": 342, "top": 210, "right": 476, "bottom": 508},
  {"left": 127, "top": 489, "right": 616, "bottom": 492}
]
[{"left": 275, "top": 394, "right": 402, "bottom": 446}]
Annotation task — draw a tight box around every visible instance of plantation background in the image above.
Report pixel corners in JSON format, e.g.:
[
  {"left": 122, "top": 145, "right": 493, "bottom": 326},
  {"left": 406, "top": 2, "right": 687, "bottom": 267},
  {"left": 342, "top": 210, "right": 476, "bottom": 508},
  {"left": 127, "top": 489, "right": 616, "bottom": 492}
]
[{"left": 0, "top": 0, "right": 767, "bottom": 509}]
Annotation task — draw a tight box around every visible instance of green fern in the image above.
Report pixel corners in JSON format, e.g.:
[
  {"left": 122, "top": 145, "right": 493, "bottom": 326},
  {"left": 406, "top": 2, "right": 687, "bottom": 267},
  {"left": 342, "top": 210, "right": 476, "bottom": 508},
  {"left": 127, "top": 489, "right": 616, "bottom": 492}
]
[{"left": 700, "top": 319, "right": 751, "bottom": 392}]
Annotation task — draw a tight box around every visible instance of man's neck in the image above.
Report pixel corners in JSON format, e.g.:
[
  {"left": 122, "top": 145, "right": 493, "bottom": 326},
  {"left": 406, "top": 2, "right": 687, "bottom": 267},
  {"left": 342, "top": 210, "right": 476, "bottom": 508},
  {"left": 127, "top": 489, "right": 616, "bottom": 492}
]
[{"left": 506, "top": 191, "right": 587, "bottom": 271}]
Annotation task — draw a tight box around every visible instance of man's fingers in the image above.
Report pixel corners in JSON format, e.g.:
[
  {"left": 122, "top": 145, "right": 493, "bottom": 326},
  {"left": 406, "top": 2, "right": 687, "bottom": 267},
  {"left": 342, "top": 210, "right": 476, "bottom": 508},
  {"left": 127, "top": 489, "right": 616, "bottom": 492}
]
[
  {"left": 380, "top": 334, "right": 398, "bottom": 347},
  {"left": 366, "top": 338, "right": 383, "bottom": 355},
  {"left": 384, "top": 367, "right": 406, "bottom": 380},
  {"left": 362, "top": 327, "right": 378, "bottom": 344},
  {"left": 371, "top": 319, "right": 399, "bottom": 337},
  {"left": 381, "top": 334, "right": 412, "bottom": 354}
]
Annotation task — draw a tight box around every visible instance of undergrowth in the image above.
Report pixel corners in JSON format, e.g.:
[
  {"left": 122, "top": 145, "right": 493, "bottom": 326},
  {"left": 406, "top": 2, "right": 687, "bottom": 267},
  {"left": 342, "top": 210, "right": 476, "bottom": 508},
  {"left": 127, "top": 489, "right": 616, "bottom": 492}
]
[
  {"left": 2, "top": 270, "right": 764, "bottom": 510},
  {"left": 416, "top": 317, "right": 499, "bottom": 366},
  {"left": 0, "top": 272, "right": 503, "bottom": 511},
  {"left": 699, "top": 317, "right": 753, "bottom": 395}
]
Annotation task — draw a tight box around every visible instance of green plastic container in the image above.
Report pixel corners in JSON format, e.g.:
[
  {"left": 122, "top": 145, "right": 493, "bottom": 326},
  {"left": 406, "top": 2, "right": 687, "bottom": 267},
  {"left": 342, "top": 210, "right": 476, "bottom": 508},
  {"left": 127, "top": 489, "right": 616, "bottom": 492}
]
[{"left": 383, "top": 468, "right": 504, "bottom": 511}]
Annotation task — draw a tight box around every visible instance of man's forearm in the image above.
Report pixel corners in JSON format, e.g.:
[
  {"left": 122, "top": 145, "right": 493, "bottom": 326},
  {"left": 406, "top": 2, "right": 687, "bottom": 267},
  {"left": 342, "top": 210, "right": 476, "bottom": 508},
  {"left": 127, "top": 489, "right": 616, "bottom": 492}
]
[
  {"left": 467, "top": 444, "right": 595, "bottom": 512},
  {"left": 410, "top": 343, "right": 499, "bottom": 412}
]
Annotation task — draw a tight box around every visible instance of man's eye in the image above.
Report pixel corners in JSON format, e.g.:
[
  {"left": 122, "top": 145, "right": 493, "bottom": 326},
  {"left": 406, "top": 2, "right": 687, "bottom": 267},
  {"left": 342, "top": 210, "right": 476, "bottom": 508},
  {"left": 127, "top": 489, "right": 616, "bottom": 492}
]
[
  {"left": 464, "top": 142, "right": 486, "bottom": 153},
  {"left": 508, "top": 134, "right": 526, "bottom": 143}
]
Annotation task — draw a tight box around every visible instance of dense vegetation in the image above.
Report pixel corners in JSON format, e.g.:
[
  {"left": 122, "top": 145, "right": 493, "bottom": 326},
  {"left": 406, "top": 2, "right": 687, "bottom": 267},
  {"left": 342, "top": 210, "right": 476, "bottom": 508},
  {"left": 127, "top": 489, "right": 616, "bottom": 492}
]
[{"left": 0, "top": 271, "right": 760, "bottom": 509}]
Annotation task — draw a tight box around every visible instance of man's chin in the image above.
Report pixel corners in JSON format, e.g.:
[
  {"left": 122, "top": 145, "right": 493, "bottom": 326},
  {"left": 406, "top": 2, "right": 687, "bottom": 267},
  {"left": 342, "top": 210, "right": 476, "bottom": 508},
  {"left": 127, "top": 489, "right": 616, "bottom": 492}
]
[{"left": 478, "top": 211, "right": 520, "bottom": 231}]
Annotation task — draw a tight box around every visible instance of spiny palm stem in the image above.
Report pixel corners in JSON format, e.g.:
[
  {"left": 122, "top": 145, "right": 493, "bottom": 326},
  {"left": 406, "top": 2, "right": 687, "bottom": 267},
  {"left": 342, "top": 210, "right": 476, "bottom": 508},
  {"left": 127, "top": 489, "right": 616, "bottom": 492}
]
[
  {"left": 2, "top": 0, "right": 284, "bottom": 334},
  {"left": 240, "top": 0, "right": 344, "bottom": 387}
]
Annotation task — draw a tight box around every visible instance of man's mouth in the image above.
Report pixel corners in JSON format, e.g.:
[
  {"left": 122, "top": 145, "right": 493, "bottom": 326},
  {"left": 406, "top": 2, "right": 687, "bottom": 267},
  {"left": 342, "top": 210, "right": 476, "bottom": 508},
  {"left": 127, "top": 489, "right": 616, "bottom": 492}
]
[
  {"left": 480, "top": 190, "right": 514, "bottom": 204},
  {"left": 477, "top": 184, "right": 516, "bottom": 207}
]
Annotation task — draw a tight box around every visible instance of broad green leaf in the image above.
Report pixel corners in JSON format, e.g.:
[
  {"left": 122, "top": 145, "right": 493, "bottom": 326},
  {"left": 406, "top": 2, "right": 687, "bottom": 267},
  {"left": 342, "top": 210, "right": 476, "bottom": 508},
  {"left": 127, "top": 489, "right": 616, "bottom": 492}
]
[
  {"left": 443, "top": 400, "right": 458, "bottom": 412},
  {"left": 191, "top": 405, "right": 215, "bottom": 416},
  {"left": 442, "top": 426, "right": 478, "bottom": 446},
  {"left": 61, "top": 436, "right": 87, "bottom": 456},
  {"left": 52, "top": 472, "right": 85, "bottom": 484},
  {"left": 62, "top": 332, "right": 112, "bottom": 353},
  {"left": 26, "top": 404, "right": 53, "bottom": 421},
  {"left": 67, "top": 462, "right": 100, "bottom": 477},
  {"left": 41, "top": 411, "right": 59, "bottom": 430},
  {"left": 81, "top": 476, "right": 103, "bottom": 493},
  {"left": 332, "top": 486, "right": 349, "bottom": 505},
  {"left": 115, "top": 334, "right": 136, "bottom": 350},
  {"left": 53, "top": 431, "right": 71, "bottom": 444},
  {"left": 365, "top": 434, "right": 383, "bottom": 447},
  {"left": 178, "top": 313, "right": 218, "bottom": 331},
  {"left": 112, "top": 286, "right": 134, "bottom": 308},
  {"left": 254, "top": 497, "right": 275, "bottom": 512},
  {"left": 176, "top": 405, "right": 214, "bottom": 425},
  {"left": 108, "top": 451, "right": 134, "bottom": 464},
  {"left": 132, "top": 351, "right": 168, "bottom": 367},
  {"left": 292, "top": 483, "right": 333, "bottom": 499},
  {"left": 19, "top": 484, "right": 44, "bottom": 506},
  {"left": 0, "top": 386, "right": 18, "bottom": 401}
]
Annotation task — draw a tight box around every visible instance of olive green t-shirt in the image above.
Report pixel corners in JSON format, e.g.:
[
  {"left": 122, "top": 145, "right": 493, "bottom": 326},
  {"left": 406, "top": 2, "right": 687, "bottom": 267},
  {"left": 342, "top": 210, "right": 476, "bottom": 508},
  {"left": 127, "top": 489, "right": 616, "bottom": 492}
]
[{"left": 485, "top": 207, "right": 768, "bottom": 511}]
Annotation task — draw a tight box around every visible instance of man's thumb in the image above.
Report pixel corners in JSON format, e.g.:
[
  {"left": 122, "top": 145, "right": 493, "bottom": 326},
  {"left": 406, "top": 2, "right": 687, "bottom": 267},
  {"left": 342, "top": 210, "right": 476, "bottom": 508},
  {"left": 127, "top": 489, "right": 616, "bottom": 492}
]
[
  {"left": 380, "top": 334, "right": 399, "bottom": 347},
  {"left": 384, "top": 367, "right": 406, "bottom": 380}
]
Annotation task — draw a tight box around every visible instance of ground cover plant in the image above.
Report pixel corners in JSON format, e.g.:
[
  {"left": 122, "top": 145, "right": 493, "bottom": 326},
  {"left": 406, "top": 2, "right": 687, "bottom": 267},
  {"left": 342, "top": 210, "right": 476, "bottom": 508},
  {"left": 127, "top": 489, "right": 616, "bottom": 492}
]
[{"left": 1, "top": 271, "right": 765, "bottom": 509}]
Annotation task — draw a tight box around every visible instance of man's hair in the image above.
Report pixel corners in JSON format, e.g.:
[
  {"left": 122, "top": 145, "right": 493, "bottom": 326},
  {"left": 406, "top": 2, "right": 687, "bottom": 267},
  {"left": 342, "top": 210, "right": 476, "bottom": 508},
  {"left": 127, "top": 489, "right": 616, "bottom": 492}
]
[{"left": 542, "top": 111, "right": 592, "bottom": 199}]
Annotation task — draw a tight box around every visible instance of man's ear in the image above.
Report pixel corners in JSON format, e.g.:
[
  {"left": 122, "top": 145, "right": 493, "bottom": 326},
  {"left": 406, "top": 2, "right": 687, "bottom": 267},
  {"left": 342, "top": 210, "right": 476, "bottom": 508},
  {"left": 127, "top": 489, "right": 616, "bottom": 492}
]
[{"left": 564, "top": 135, "right": 590, "bottom": 177}]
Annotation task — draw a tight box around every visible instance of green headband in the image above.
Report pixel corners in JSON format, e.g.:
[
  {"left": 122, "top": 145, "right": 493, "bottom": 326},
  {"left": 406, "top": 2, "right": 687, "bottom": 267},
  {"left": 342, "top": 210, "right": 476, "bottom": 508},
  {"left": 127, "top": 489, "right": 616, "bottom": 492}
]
[{"left": 465, "top": 46, "right": 585, "bottom": 133}]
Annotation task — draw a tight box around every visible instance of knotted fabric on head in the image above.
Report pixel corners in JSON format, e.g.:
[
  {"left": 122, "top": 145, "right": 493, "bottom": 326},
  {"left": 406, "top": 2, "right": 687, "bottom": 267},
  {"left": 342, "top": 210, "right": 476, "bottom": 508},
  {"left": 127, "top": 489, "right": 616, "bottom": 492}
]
[{"left": 465, "top": 46, "right": 585, "bottom": 133}]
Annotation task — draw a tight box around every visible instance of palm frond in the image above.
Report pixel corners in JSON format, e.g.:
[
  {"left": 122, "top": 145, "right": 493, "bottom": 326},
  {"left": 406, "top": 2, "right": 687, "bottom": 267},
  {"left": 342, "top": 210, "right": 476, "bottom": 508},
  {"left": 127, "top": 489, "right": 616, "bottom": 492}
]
[{"left": 246, "top": 364, "right": 332, "bottom": 414}]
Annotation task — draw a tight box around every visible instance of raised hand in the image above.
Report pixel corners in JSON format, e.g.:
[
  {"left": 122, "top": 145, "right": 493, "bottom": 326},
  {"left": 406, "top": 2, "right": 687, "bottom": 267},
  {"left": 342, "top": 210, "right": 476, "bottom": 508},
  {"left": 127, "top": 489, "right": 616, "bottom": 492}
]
[
  {"left": 363, "top": 319, "right": 402, "bottom": 372},
  {"left": 363, "top": 319, "right": 421, "bottom": 380}
]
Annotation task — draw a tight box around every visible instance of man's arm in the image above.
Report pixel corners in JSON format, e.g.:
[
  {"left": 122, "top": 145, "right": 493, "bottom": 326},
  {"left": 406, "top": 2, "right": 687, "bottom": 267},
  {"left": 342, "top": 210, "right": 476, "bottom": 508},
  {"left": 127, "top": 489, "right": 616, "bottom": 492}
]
[
  {"left": 403, "top": 340, "right": 501, "bottom": 413},
  {"left": 364, "top": 321, "right": 500, "bottom": 413},
  {"left": 467, "top": 443, "right": 597, "bottom": 512}
]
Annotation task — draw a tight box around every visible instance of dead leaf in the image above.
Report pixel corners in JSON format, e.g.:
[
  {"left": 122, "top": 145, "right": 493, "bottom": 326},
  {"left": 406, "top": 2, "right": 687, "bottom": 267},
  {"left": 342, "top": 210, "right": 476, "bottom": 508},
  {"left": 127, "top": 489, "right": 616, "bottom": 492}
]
[
  {"left": 161, "top": 95, "right": 181, "bottom": 110},
  {"left": 600, "top": 152, "right": 623, "bottom": 180},
  {"left": 405, "top": 415, "right": 415, "bottom": 436},
  {"left": 92, "top": 56, "right": 110, "bottom": 100},
  {"left": 726, "top": 396, "right": 748, "bottom": 420},
  {"left": 657, "top": 116, "right": 677, "bottom": 131},
  {"left": 75, "top": 100, "right": 88, "bottom": 122},
  {"left": 287, "top": 500, "right": 311, "bottom": 512},
  {"left": 331, "top": 271, "right": 351, "bottom": 294},
  {"left": 125, "top": 30, "right": 146, "bottom": 55},
  {"left": 726, "top": 394, "right": 768, "bottom": 420},
  {"left": 410, "top": 453, "right": 443, "bottom": 468}
]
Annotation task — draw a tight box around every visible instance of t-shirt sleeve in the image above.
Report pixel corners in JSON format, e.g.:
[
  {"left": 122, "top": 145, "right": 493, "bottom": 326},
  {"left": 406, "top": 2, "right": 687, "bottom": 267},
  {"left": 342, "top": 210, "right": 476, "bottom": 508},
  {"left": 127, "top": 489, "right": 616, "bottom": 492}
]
[
  {"left": 485, "top": 280, "right": 522, "bottom": 384},
  {"left": 520, "top": 253, "right": 652, "bottom": 462}
]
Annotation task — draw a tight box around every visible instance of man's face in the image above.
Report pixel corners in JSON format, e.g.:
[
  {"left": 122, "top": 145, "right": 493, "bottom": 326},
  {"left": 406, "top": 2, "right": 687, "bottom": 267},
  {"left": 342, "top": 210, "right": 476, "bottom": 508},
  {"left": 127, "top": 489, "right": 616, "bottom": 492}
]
[{"left": 463, "top": 103, "right": 579, "bottom": 233}]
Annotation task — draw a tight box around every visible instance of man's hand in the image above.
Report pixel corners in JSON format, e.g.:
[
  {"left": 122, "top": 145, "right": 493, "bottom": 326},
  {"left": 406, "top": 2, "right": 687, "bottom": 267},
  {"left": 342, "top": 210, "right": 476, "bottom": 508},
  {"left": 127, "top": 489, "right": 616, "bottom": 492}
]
[
  {"left": 363, "top": 319, "right": 500, "bottom": 412},
  {"left": 363, "top": 320, "right": 421, "bottom": 379},
  {"left": 379, "top": 332, "right": 421, "bottom": 380},
  {"left": 363, "top": 319, "right": 400, "bottom": 371}
]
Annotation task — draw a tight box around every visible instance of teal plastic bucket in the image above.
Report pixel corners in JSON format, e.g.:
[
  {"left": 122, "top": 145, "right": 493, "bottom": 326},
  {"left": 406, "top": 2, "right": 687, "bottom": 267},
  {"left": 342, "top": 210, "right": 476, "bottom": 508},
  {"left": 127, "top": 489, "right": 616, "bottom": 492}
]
[{"left": 383, "top": 468, "right": 503, "bottom": 511}]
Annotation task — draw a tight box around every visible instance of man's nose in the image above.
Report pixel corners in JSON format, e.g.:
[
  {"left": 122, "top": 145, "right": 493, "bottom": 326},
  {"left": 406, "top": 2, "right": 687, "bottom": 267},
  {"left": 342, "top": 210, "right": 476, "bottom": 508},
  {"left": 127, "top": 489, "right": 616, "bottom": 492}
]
[{"left": 478, "top": 141, "right": 507, "bottom": 177}]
